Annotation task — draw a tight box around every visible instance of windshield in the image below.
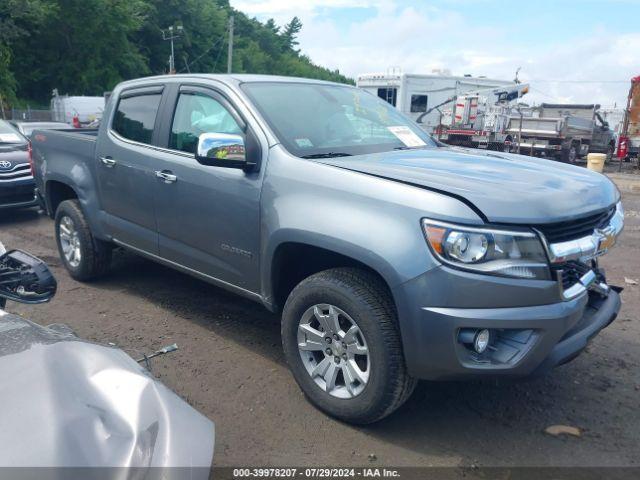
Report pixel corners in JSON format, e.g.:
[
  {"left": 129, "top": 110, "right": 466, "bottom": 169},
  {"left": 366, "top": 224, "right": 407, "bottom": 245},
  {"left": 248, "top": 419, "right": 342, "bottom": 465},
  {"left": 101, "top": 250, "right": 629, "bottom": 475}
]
[
  {"left": 0, "top": 121, "right": 26, "bottom": 145},
  {"left": 241, "top": 82, "right": 437, "bottom": 158}
]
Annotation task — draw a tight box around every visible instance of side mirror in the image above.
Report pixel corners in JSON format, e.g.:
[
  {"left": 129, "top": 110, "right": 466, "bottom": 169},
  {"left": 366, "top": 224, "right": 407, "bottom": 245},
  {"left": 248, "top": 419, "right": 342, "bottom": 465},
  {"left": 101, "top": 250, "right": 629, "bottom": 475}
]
[
  {"left": 0, "top": 249, "right": 57, "bottom": 304},
  {"left": 196, "top": 132, "right": 255, "bottom": 170}
]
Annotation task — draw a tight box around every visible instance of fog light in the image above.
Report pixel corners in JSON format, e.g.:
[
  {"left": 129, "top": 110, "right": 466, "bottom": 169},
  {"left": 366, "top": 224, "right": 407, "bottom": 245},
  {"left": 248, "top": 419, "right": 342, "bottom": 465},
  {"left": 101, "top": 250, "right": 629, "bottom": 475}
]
[{"left": 474, "top": 329, "right": 490, "bottom": 353}]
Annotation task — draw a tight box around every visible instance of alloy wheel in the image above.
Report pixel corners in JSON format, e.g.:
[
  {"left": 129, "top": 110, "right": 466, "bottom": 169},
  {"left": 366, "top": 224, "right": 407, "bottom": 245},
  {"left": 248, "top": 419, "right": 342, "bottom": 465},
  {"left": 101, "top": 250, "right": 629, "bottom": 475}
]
[
  {"left": 58, "top": 215, "right": 82, "bottom": 268},
  {"left": 297, "top": 304, "right": 370, "bottom": 399}
]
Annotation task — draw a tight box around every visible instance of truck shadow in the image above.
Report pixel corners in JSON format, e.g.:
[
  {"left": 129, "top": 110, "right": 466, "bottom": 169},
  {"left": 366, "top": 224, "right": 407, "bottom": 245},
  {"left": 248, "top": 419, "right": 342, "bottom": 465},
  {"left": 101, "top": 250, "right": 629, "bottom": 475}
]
[
  {"left": 97, "top": 248, "right": 285, "bottom": 365},
  {"left": 0, "top": 208, "right": 42, "bottom": 227}
]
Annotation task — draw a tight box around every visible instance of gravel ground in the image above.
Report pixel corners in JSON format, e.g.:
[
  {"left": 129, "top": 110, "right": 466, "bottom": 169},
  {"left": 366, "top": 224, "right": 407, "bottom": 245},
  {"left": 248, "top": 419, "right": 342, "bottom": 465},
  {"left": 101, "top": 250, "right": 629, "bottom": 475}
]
[{"left": 0, "top": 186, "right": 638, "bottom": 468}]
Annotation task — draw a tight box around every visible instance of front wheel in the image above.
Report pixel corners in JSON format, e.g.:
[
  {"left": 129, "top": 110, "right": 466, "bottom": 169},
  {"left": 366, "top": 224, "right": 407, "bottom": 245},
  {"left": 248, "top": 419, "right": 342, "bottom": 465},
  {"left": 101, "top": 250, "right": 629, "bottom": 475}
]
[
  {"left": 606, "top": 144, "right": 615, "bottom": 162},
  {"left": 55, "top": 199, "right": 112, "bottom": 281},
  {"left": 281, "top": 268, "right": 416, "bottom": 424}
]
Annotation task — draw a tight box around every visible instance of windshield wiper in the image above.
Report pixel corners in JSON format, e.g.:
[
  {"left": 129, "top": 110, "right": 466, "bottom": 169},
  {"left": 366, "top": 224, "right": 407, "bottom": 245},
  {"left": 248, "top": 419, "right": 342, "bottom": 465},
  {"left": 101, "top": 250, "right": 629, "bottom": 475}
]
[
  {"left": 393, "top": 146, "right": 428, "bottom": 151},
  {"left": 301, "top": 152, "right": 353, "bottom": 159}
]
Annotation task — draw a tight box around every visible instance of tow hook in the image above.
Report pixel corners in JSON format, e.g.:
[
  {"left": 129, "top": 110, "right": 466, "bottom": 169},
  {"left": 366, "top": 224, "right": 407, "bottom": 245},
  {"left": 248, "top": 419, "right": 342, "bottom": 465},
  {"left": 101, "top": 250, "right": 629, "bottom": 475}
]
[{"left": 589, "top": 282, "right": 610, "bottom": 297}]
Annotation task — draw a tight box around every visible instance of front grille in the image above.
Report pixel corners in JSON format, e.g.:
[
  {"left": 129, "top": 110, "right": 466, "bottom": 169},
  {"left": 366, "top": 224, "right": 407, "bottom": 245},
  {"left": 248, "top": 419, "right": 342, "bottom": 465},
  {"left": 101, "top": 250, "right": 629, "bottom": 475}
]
[
  {"left": 0, "top": 163, "right": 33, "bottom": 182},
  {"left": 535, "top": 207, "right": 615, "bottom": 243},
  {"left": 552, "top": 260, "right": 591, "bottom": 290}
]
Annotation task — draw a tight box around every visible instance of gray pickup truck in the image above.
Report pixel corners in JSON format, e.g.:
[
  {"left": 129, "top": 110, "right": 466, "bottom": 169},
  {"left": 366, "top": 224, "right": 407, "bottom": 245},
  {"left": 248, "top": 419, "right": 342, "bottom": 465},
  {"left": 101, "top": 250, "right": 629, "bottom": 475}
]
[{"left": 32, "top": 74, "right": 624, "bottom": 424}]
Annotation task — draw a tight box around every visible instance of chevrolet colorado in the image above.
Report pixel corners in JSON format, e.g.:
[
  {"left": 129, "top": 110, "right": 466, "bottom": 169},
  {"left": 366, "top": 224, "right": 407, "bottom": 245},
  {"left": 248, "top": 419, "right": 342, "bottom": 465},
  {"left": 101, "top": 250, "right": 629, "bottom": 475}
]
[{"left": 32, "top": 75, "right": 624, "bottom": 424}]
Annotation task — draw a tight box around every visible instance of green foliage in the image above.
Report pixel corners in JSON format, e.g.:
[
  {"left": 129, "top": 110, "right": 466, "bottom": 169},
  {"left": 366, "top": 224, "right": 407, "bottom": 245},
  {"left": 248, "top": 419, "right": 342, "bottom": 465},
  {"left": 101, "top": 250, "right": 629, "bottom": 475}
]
[
  {"left": 0, "top": 0, "right": 353, "bottom": 106},
  {"left": 281, "top": 16, "right": 302, "bottom": 51}
]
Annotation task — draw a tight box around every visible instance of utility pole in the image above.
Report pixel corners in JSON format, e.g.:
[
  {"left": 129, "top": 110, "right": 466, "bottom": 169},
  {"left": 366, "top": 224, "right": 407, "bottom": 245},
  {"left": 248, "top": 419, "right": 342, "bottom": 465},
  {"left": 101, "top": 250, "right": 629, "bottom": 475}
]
[
  {"left": 514, "top": 67, "right": 521, "bottom": 84},
  {"left": 227, "top": 16, "right": 234, "bottom": 74},
  {"left": 162, "top": 25, "right": 184, "bottom": 74}
]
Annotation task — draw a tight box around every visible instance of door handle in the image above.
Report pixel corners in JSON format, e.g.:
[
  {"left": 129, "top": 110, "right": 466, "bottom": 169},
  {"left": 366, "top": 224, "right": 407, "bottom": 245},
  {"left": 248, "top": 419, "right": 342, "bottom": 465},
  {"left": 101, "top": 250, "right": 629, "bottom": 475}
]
[
  {"left": 99, "top": 156, "right": 117, "bottom": 167},
  {"left": 155, "top": 170, "right": 177, "bottom": 184}
]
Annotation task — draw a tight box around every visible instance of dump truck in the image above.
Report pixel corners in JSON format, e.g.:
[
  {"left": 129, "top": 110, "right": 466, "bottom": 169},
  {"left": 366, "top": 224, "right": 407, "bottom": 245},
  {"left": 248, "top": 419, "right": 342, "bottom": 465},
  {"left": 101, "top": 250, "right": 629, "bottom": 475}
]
[{"left": 506, "top": 103, "right": 616, "bottom": 162}]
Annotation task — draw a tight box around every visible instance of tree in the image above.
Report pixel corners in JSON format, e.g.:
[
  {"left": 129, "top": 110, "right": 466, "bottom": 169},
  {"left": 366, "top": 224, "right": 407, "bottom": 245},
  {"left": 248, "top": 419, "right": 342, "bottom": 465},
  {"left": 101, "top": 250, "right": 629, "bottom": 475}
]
[
  {"left": 0, "top": 0, "right": 54, "bottom": 102},
  {"left": 1, "top": 0, "right": 352, "bottom": 106},
  {"left": 281, "top": 16, "right": 302, "bottom": 51},
  {"left": 10, "top": 0, "right": 149, "bottom": 102}
]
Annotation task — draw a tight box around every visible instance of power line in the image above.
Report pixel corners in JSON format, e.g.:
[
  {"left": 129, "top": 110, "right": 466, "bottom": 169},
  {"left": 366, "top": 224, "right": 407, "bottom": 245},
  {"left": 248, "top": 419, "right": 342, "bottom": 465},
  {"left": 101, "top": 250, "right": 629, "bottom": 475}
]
[
  {"left": 528, "top": 86, "right": 561, "bottom": 100},
  {"left": 179, "top": 35, "right": 226, "bottom": 73},
  {"left": 212, "top": 38, "right": 227, "bottom": 73},
  {"left": 527, "top": 79, "right": 629, "bottom": 84}
]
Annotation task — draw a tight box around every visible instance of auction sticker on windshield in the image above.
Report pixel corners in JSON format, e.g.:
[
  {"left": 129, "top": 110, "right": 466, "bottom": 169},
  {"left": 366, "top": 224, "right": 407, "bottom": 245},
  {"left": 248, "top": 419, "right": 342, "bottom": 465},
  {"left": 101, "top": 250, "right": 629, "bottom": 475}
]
[
  {"left": 0, "top": 134, "right": 22, "bottom": 143},
  {"left": 387, "top": 126, "right": 426, "bottom": 147},
  {"left": 295, "top": 138, "right": 314, "bottom": 148}
]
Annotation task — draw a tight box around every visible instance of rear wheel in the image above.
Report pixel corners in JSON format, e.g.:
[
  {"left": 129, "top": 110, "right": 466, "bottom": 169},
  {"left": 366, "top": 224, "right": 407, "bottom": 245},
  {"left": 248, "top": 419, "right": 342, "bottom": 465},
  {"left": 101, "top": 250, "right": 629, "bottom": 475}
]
[
  {"left": 55, "top": 199, "right": 111, "bottom": 280},
  {"left": 281, "top": 268, "right": 416, "bottom": 424},
  {"left": 562, "top": 144, "right": 578, "bottom": 163}
]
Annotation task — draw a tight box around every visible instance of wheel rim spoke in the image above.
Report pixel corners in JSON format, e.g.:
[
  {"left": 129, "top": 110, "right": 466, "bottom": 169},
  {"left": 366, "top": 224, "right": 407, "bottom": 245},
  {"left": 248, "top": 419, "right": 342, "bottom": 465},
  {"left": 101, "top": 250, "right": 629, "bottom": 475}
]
[
  {"left": 59, "top": 216, "right": 81, "bottom": 267},
  {"left": 311, "top": 357, "right": 331, "bottom": 378},
  {"left": 323, "top": 363, "right": 339, "bottom": 392},
  {"left": 343, "top": 325, "right": 359, "bottom": 343},
  {"left": 314, "top": 305, "right": 341, "bottom": 334},
  {"left": 346, "top": 342, "right": 368, "bottom": 355},
  {"left": 344, "top": 359, "right": 368, "bottom": 386}
]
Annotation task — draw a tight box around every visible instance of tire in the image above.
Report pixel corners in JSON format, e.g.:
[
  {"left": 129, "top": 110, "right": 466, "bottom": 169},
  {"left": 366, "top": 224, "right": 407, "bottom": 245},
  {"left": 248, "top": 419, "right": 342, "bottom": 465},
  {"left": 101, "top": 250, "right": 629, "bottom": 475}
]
[
  {"left": 561, "top": 144, "right": 578, "bottom": 163},
  {"left": 54, "top": 199, "right": 111, "bottom": 281},
  {"left": 606, "top": 144, "right": 615, "bottom": 162},
  {"left": 281, "top": 267, "right": 416, "bottom": 424},
  {"left": 502, "top": 137, "right": 513, "bottom": 153}
]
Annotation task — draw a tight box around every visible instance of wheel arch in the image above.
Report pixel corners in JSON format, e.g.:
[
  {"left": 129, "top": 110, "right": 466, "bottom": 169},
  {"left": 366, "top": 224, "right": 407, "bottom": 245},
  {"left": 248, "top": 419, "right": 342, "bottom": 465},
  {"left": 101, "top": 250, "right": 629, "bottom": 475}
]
[
  {"left": 45, "top": 179, "right": 79, "bottom": 218},
  {"left": 265, "top": 239, "right": 399, "bottom": 314}
]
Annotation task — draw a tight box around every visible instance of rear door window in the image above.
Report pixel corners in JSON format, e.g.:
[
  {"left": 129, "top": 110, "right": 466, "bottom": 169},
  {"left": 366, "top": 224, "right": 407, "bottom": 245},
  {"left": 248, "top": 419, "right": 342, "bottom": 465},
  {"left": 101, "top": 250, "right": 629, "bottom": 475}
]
[{"left": 112, "top": 94, "right": 162, "bottom": 145}]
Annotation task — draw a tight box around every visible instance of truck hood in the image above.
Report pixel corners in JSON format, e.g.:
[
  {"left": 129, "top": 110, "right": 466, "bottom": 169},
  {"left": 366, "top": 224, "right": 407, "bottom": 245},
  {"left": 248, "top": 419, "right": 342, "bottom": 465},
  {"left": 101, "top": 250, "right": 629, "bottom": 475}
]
[{"left": 316, "top": 147, "right": 619, "bottom": 224}]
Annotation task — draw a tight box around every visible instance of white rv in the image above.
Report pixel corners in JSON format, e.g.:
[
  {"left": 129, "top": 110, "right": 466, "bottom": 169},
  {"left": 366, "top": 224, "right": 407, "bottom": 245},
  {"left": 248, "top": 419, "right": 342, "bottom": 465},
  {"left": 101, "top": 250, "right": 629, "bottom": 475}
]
[
  {"left": 50, "top": 91, "right": 105, "bottom": 125},
  {"left": 356, "top": 71, "right": 519, "bottom": 133}
]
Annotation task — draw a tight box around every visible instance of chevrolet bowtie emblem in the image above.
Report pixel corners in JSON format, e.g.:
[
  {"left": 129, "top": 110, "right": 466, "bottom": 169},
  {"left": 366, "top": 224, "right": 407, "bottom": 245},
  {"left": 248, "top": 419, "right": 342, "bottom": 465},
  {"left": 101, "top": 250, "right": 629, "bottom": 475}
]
[{"left": 596, "top": 227, "right": 616, "bottom": 253}]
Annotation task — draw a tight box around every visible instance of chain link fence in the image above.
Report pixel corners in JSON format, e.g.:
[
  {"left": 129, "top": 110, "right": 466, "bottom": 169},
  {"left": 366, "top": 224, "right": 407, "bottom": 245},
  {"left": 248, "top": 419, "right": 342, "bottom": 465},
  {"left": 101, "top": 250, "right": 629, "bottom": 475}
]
[{"left": 1, "top": 108, "right": 53, "bottom": 121}]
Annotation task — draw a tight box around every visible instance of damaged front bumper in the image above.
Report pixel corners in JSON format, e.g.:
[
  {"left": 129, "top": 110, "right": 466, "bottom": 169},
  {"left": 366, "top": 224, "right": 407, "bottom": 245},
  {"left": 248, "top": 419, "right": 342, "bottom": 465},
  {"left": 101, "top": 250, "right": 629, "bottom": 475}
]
[{"left": 394, "top": 266, "right": 622, "bottom": 381}]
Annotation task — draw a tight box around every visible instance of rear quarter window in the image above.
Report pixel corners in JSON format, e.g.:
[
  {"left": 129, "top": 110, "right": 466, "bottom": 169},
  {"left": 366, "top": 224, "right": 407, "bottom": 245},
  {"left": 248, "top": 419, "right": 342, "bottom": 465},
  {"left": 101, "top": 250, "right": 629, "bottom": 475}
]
[{"left": 112, "top": 94, "right": 162, "bottom": 144}]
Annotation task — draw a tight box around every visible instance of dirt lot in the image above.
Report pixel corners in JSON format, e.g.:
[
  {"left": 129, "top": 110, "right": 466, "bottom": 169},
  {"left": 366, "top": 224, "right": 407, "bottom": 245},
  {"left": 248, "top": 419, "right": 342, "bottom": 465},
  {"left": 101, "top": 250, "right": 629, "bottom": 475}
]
[{"left": 1, "top": 184, "right": 639, "bottom": 468}]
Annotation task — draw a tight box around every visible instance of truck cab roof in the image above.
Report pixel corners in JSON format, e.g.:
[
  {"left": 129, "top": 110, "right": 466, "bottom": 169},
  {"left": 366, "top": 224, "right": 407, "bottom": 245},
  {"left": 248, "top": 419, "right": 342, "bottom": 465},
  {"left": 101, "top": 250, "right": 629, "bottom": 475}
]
[{"left": 115, "top": 73, "right": 342, "bottom": 91}]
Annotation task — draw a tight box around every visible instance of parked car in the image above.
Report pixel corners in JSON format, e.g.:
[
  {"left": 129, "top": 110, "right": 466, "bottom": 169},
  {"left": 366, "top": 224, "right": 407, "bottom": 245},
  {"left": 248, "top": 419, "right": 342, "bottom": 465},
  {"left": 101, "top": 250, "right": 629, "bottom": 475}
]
[
  {"left": 0, "top": 120, "right": 38, "bottom": 211},
  {"left": 9, "top": 120, "right": 71, "bottom": 138},
  {"left": 0, "top": 240, "right": 215, "bottom": 474},
  {"left": 32, "top": 74, "right": 624, "bottom": 424}
]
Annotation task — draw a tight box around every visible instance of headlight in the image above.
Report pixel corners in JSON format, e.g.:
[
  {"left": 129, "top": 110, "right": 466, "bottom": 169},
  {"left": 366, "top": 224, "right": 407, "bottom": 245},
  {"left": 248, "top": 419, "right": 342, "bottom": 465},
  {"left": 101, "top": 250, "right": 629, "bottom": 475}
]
[{"left": 422, "top": 220, "right": 551, "bottom": 280}]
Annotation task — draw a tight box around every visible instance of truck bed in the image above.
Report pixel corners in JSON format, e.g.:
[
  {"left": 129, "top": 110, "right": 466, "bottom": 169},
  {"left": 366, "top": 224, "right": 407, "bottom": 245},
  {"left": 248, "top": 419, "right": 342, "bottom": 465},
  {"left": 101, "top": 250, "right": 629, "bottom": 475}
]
[
  {"left": 32, "top": 128, "right": 97, "bottom": 159},
  {"left": 31, "top": 128, "right": 99, "bottom": 205},
  {"left": 506, "top": 116, "right": 594, "bottom": 140}
]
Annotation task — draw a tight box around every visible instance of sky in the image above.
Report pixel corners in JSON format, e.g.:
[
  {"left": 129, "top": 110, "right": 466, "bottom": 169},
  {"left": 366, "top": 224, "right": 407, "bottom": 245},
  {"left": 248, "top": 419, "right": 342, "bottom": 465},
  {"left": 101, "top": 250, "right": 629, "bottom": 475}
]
[{"left": 231, "top": 0, "right": 640, "bottom": 109}]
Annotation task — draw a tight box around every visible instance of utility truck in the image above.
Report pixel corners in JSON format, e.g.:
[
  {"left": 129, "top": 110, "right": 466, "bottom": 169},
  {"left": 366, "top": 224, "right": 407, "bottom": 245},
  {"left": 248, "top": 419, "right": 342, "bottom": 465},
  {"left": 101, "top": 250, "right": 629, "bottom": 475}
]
[
  {"left": 432, "top": 83, "right": 529, "bottom": 151},
  {"left": 356, "top": 71, "right": 518, "bottom": 133}
]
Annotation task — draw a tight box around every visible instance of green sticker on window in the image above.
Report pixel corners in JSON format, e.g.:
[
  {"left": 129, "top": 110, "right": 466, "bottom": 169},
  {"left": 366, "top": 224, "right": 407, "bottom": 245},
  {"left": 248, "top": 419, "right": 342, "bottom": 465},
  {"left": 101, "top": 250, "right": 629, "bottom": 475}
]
[{"left": 295, "top": 138, "right": 314, "bottom": 148}]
